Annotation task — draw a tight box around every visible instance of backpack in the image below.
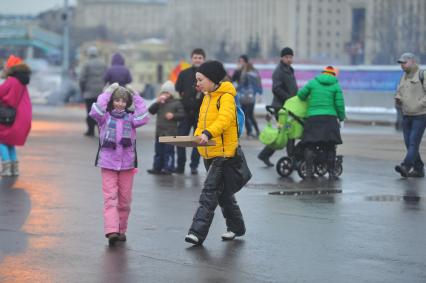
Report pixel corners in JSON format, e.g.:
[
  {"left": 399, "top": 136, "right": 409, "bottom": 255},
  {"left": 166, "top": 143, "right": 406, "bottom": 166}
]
[
  {"left": 239, "top": 71, "right": 262, "bottom": 105},
  {"left": 216, "top": 93, "right": 245, "bottom": 137}
]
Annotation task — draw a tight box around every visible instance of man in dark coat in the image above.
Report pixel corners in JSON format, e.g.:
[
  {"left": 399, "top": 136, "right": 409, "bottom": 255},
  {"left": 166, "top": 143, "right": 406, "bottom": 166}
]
[
  {"left": 258, "top": 47, "right": 298, "bottom": 167},
  {"left": 175, "top": 48, "right": 206, "bottom": 174}
]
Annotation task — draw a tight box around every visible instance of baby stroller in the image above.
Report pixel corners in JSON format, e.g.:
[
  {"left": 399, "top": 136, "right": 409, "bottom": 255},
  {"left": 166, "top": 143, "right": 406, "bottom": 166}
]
[{"left": 259, "top": 97, "right": 343, "bottom": 179}]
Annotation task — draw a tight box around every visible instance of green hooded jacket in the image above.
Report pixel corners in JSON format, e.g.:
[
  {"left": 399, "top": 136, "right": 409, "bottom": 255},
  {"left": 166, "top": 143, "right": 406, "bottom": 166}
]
[{"left": 297, "top": 73, "right": 345, "bottom": 121}]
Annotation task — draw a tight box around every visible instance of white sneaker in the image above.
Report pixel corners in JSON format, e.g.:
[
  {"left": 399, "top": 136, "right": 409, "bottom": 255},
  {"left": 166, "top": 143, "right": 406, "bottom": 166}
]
[
  {"left": 221, "top": 231, "right": 236, "bottom": 241},
  {"left": 185, "top": 234, "right": 200, "bottom": 245}
]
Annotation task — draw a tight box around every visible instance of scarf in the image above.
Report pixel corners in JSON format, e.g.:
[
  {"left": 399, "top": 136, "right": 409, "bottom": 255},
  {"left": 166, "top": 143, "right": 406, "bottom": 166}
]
[{"left": 102, "top": 109, "right": 132, "bottom": 149}]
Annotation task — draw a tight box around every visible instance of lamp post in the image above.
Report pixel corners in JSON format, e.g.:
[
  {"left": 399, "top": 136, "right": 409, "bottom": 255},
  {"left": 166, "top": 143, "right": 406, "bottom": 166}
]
[
  {"left": 62, "top": 0, "right": 70, "bottom": 74},
  {"left": 58, "top": 0, "right": 70, "bottom": 104}
]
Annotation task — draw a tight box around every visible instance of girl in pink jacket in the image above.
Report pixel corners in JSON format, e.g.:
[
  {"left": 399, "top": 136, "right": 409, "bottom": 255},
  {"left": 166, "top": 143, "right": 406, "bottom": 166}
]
[{"left": 89, "top": 83, "right": 149, "bottom": 245}]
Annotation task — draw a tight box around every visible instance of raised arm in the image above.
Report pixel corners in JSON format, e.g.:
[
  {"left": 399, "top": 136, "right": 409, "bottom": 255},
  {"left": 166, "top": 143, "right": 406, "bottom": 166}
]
[
  {"left": 89, "top": 83, "right": 119, "bottom": 125},
  {"left": 132, "top": 94, "right": 150, "bottom": 128}
]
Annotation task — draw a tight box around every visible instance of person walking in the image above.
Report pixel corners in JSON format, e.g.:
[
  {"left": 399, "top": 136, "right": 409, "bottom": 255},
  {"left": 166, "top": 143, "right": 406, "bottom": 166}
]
[
  {"left": 79, "top": 46, "right": 107, "bottom": 137},
  {"left": 147, "top": 80, "right": 185, "bottom": 175},
  {"left": 297, "top": 66, "right": 345, "bottom": 181},
  {"left": 0, "top": 55, "right": 32, "bottom": 177},
  {"left": 103, "top": 52, "right": 132, "bottom": 87},
  {"left": 258, "top": 47, "right": 298, "bottom": 166},
  {"left": 394, "top": 52, "right": 426, "bottom": 178},
  {"left": 89, "top": 83, "right": 150, "bottom": 245},
  {"left": 175, "top": 48, "right": 206, "bottom": 175},
  {"left": 236, "top": 55, "right": 262, "bottom": 138},
  {"left": 185, "top": 60, "right": 246, "bottom": 245}
]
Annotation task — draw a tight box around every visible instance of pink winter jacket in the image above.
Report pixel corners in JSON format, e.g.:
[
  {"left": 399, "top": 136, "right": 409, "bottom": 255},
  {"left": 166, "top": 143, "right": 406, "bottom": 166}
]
[
  {"left": 89, "top": 92, "right": 149, "bottom": 170},
  {"left": 0, "top": 74, "right": 32, "bottom": 146}
]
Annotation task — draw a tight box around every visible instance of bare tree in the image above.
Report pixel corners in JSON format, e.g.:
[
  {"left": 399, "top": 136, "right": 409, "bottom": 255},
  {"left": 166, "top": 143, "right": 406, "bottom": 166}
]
[
  {"left": 167, "top": 6, "right": 220, "bottom": 60},
  {"left": 371, "top": 0, "right": 424, "bottom": 64}
]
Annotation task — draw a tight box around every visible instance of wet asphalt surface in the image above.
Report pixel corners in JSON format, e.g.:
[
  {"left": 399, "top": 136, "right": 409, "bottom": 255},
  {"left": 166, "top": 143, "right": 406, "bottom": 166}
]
[{"left": 0, "top": 105, "right": 425, "bottom": 283}]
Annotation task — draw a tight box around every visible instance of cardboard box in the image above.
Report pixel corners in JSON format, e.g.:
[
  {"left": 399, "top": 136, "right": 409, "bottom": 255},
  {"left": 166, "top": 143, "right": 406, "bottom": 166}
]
[{"left": 159, "top": 136, "right": 216, "bottom": 147}]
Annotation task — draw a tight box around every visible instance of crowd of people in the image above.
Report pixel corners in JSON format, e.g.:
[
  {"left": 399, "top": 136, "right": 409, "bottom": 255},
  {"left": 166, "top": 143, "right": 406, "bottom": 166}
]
[{"left": 1, "top": 46, "right": 425, "bottom": 246}]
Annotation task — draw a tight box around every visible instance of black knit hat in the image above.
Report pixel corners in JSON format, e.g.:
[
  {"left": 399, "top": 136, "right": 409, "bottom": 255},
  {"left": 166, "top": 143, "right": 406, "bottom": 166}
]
[
  {"left": 280, "top": 47, "right": 294, "bottom": 57},
  {"left": 197, "top": 60, "right": 227, "bottom": 84}
]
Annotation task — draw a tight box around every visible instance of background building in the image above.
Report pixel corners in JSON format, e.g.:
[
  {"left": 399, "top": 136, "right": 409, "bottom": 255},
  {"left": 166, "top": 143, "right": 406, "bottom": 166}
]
[
  {"left": 75, "top": 0, "right": 167, "bottom": 40},
  {"left": 72, "top": 0, "right": 426, "bottom": 64},
  {"left": 366, "top": 0, "right": 426, "bottom": 64},
  {"left": 165, "top": 0, "right": 292, "bottom": 61},
  {"left": 291, "top": 0, "right": 361, "bottom": 64}
]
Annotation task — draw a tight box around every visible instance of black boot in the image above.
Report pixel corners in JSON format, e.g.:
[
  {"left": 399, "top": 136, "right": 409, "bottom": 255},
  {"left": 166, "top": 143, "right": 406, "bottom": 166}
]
[
  {"left": 304, "top": 148, "right": 314, "bottom": 180},
  {"left": 395, "top": 164, "right": 410, "bottom": 177},
  {"left": 326, "top": 146, "right": 338, "bottom": 181},
  {"left": 407, "top": 168, "right": 425, "bottom": 178},
  {"left": 328, "top": 170, "right": 338, "bottom": 181},
  {"left": 258, "top": 146, "right": 275, "bottom": 167},
  {"left": 85, "top": 116, "right": 96, "bottom": 136}
]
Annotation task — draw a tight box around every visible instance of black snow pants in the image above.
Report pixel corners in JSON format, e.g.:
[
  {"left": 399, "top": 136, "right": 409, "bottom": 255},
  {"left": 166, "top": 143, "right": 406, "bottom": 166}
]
[{"left": 188, "top": 157, "right": 246, "bottom": 243}]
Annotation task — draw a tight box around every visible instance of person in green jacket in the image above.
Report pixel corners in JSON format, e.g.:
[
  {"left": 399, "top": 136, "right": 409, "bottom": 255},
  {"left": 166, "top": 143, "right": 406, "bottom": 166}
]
[{"left": 297, "top": 66, "right": 346, "bottom": 180}]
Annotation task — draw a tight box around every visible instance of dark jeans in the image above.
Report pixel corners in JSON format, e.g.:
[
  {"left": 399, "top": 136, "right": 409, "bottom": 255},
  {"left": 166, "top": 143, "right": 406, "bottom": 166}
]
[
  {"left": 402, "top": 115, "right": 426, "bottom": 170},
  {"left": 153, "top": 136, "right": 175, "bottom": 172},
  {"left": 84, "top": 98, "right": 97, "bottom": 134},
  {"left": 177, "top": 115, "right": 200, "bottom": 170},
  {"left": 188, "top": 158, "right": 245, "bottom": 243},
  {"left": 241, "top": 103, "right": 259, "bottom": 136}
]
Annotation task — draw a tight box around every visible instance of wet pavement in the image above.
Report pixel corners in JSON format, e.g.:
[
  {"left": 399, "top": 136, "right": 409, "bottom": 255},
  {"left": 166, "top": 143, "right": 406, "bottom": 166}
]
[{"left": 1, "top": 105, "right": 426, "bottom": 283}]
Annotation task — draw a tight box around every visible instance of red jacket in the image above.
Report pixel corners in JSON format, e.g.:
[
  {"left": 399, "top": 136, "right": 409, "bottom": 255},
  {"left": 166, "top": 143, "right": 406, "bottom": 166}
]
[{"left": 0, "top": 69, "right": 32, "bottom": 146}]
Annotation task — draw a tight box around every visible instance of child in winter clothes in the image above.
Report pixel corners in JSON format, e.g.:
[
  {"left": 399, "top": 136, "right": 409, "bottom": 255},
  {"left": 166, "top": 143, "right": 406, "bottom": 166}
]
[
  {"left": 147, "top": 80, "right": 185, "bottom": 175},
  {"left": 0, "top": 55, "right": 32, "bottom": 177},
  {"left": 89, "top": 83, "right": 149, "bottom": 245},
  {"left": 185, "top": 61, "right": 246, "bottom": 245}
]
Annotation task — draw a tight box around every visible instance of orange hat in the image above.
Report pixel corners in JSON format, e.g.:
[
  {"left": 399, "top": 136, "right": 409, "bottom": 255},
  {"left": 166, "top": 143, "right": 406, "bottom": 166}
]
[
  {"left": 6, "top": 55, "right": 23, "bottom": 68},
  {"left": 322, "top": 65, "right": 339, "bottom": 76}
]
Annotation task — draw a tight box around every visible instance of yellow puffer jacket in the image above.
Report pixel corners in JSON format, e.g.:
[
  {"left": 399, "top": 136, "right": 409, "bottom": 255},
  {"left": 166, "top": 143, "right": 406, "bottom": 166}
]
[{"left": 194, "top": 81, "right": 238, "bottom": 159}]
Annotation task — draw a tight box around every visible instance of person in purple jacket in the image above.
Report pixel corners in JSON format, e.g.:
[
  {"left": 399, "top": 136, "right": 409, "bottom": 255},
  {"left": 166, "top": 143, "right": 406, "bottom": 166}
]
[
  {"left": 103, "top": 53, "right": 132, "bottom": 87},
  {"left": 89, "top": 83, "right": 149, "bottom": 245}
]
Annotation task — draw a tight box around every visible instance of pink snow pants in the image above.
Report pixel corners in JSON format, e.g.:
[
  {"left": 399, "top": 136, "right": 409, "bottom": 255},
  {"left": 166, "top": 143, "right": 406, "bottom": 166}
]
[{"left": 101, "top": 168, "right": 135, "bottom": 235}]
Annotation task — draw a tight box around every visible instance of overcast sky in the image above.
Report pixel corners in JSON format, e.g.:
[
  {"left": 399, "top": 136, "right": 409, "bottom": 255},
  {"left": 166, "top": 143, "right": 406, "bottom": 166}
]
[{"left": 0, "top": 0, "right": 76, "bottom": 15}]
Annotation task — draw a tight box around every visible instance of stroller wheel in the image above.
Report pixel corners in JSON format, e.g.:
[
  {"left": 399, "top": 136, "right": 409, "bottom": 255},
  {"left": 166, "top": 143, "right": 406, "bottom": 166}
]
[
  {"left": 276, "top": 157, "right": 293, "bottom": 177},
  {"left": 297, "top": 160, "right": 307, "bottom": 179},
  {"left": 335, "top": 163, "right": 343, "bottom": 176},
  {"left": 315, "top": 162, "right": 328, "bottom": 177}
]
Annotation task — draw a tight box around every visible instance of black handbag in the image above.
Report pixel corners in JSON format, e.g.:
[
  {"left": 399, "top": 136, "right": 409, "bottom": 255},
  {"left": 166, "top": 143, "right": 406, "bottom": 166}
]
[
  {"left": 0, "top": 102, "right": 16, "bottom": 126},
  {"left": 224, "top": 146, "right": 252, "bottom": 193},
  {"left": 0, "top": 88, "right": 24, "bottom": 126}
]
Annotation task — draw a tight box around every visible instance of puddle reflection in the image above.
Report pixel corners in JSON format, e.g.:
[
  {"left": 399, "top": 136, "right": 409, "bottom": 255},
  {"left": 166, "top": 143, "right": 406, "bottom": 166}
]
[
  {"left": 0, "top": 175, "right": 63, "bottom": 282},
  {"left": 401, "top": 179, "right": 423, "bottom": 210},
  {"left": 100, "top": 245, "right": 130, "bottom": 283}
]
